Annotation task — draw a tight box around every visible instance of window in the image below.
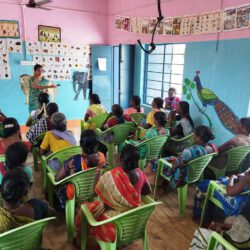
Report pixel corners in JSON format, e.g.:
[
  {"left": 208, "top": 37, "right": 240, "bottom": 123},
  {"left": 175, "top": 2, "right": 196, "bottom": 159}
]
[{"left": 144, "top": 44, "right": 186, "bottom": 105}]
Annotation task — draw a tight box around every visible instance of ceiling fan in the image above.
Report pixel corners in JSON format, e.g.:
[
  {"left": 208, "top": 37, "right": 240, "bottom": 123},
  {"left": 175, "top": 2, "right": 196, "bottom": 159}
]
[{"left": 25, "top": 0, "right": 52, "bottom": 10}]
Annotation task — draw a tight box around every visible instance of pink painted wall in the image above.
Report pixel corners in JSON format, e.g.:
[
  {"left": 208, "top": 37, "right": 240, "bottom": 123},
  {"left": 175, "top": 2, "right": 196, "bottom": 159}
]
[
  {"left": 0, "top": 0, "right": 108, "bottom": 44},
  {"left": 108, "top": 0, "right": 250, "bottom": 44}
]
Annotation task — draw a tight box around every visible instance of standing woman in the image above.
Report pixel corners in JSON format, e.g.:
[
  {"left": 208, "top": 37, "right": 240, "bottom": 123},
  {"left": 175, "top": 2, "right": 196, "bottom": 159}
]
[{"left": 28, "top": 64, "right": 56, "bottom": 113}]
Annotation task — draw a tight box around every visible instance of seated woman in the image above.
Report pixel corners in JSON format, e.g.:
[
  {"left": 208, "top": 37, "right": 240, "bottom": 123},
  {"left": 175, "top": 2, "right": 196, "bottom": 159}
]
[
  {"left": 168, "top": 101, "right": 194, "bottom": 138},
  {"left": 0, "top": 142, "right": 33, "bottom": 184},
  {"left": 101, "top": 104, "right": 125, "bottom": 130},
  {"left": 207, "top": 117, "right": 250, "bottom": 177},
  {"left": 26, "top": 92, "right": 50, "bottom": 127},
  {"left": 124, "top": 95, "right": 144, "bottom": 116},
  {"left": 26, "top": 102, "right": 58, "bottom": 144},
  {"left": 190, "top": 201, "right": 250, "bottom": 250},
  {"left": 84, "top": 94, "right": 106, "bottom": 122},
  {"left": 76, "top": 144, "right": 151, "bottom": 243},
  {"left": 164, "top": 87, "right": 180, "bottom": 110},
  {"left": 0, "top": 169, "right": 58, "bottom": 233},
  {"left": 163, "top": 126, "right": 217, "bottom": 188},
  {"left": 121, "top": 111, "right": 168, "bottom": 158},
  {"left": 145, "top": 97, "right": 164, "bottom": 129},
  {"left": 40, "top": 112, "right": 76, "bottom": 155},
  {"left": 194, "top": 168, "right": 250, "bottom": 219},
  {"left": 55, "top": 129, "right": 106, "bottom": 181},
  {"left": 0, "top": 118, "right": 31, "bottom": 156}
]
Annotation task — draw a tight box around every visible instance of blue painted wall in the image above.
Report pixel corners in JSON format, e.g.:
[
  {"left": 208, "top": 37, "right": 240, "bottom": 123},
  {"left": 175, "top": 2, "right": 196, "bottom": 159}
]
[
  {"left": 134, "top": 38, "right": 250, "bottom": 145},
  {"left": 0, "top": 42, "right": 89, "bottom": 125}
]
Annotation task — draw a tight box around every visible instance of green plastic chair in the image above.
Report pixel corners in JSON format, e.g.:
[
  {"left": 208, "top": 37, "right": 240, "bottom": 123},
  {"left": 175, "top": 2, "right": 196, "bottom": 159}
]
[
  {"left": 208, "top": 145, "right": 250, "bottom": 178},
  {"left": 96, "top": 122, "right": 136, "bottom": 167},
  {"left": 47, "top": 167, "right": 97, "bottom": 242},
  {"left": 0, "top": 217, "right": 56, "bottom": 250},
  {"left": 80, "top": 196, "right": 162, "bottom": 250},
  {"left": 81, "top": 113, "right": 109, "bottom": 134},
  {"left": 206, "top": 231, "right": 237, "bottom": 250},
  {"left": 154, "top": 153, "right": 217, "bottom": 216},
  {"left": 31, "top": 132, "right": 46, "bottom": 171},
  {"left": 0, "top": 123, "right": 3, "bottom": 138},
  {"left": 130, "top": 113, "right": 147, "bottom": 125},
  {"left": 200, "top": 180, "right": 250, "bottom": 227},
  {"left": 165, "top": 133, "right": 194, "bottom": 155},
  {"left": 41, "top": 146, "right": 82, "bottom": 192},
  {"left": 125, "top": 135, "right": 169, "bottom": 171}
]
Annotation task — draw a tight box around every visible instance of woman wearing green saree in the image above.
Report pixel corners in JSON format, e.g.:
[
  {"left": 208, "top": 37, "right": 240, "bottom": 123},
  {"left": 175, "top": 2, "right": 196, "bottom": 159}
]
[{"left": 28, "top": 64, "right": 56, "bottom": 113}]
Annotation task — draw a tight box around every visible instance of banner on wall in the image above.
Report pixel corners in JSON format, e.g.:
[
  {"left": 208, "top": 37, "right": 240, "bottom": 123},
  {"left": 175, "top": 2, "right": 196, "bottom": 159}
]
[{"left": 114, "top": 3, "right": 250, "bottom": 36}]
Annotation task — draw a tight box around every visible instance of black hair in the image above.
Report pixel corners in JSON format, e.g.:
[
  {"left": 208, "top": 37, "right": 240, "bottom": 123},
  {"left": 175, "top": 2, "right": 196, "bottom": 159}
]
[
  {"left": 240, "top": 118, "right": 250, "bottom": 134},
  {"left": 112, "top": 104, "right": 123, "bottom": 118},
  {"left": 3, "top": 117, "right": 20, "bottom": 138},
  {"left": 2, "top": 169, "right": 29, "bottom": 205},
  {"left": 46, "top": 103, "right": 58, "bottom": 117},
  {"left": 90, "top": 94, "right": 101, "bottom": 104},
  {"left": 38, "top": 92, "right": 49, "bottom": 106},
  {"left": 179, "top": 101, "right": 194, "bottom": 128},
  {"left": 195, "top": 125, "right": 215, "bottom": 144},
  {"left": 34, "top": 64, "right": 42, "bottom": 71},
  {"left": 80, "top": 129, "right": 99, "bottom": 155},
  {"left": 154, "top": 111, "right": 167, "bottom": 127},
  {"left": 168, "top": 87, "right": 176, "bottom": 93},
  {"left": 132, "top": 95, "right": 141, "bottom": 112},
  {"left": 153, "top": 97, "right": 163, "bottom": 109},
  {"left": 5, "top": 142, "right": 29, "bottom": 169},
  {"left": 120, "top": 144, "right": 140, "bottom": 171}
]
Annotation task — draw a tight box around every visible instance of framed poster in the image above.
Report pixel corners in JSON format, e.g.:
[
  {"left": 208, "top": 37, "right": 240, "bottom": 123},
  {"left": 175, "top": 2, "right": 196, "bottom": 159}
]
[
  {"left": 0, "top": 20, "right": 20, "bottom": 38},
  {"left": 38, "top": 25, "right": 61, "bottom": 42}
]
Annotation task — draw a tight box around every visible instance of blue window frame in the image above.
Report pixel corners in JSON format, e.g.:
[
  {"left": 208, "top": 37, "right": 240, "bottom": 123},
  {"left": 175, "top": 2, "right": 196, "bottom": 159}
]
[{"left": 144, "top": 44, "right": 186, "bottom": 105}]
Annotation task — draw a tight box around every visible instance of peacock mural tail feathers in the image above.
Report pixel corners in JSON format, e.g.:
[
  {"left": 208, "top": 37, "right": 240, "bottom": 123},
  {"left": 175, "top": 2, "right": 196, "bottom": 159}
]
[{"left": 213, "top": 99, "right": 241, "bottom": 135}]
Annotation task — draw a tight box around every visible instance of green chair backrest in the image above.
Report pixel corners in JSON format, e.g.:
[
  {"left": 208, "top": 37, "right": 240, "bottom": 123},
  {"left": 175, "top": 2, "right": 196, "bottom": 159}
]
[
  {"left": 224, "top": 145, "right": 250, "bottom": 172},
  {"left": 0, "top": 123, "right": 3, "bottom": 138},
  {"left": 137, "top": 135, "right": 168, "bottom": 160},
  {"left": 187, "top": 153, "right": 217, "bottom": 183},
  {"left": 46, "top": 146, "right": 82, "bottom": 167},
  {"left": 114, "top": 197, "right": 160, "bottom": 247},
  {"left": 207, "top": 231, "right": 237, "bottom": 250},
  {"left": 32, "top": 132, "right": 46, "bottom": 146},
  {"left": 70, "top": 167, "right": 97, "bottom": 202},
  {"left": 166, "top": 133, "right": 194, "bottom": 154},
  {"left": 130, "top": 113, "right": 147, "bottom": 125},
  {"left": 0, "top": 217, "right": 55, "bottom": 250},
  {"left": 81, "top": 113, "right": 109, "bottom": 132},
  {"left": 105, "top": 122, "right": 135, "bottom": 145}
]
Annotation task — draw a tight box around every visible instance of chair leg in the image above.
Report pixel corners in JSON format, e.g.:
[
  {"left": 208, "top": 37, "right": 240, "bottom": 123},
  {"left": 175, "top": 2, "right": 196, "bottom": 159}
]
[
  {"left": 48, "top": 178, "right": 54, "bottom": 207},
  {"left": 177, "top": 184, "right": 188, "bottom": 216},
  {"left": 107, "top": 144, "right": 114, "bottom": 168},
  {"left": 66, "top": 198, "right": 76, "bottom": 242},
  {"left": 41, "top": 159, "right": 47, "bottom": 193},
  {"left": 153, "top": 161, "right": 163, "bottom": 199},
  {"left": 32, "top": 147, "right": 38, "bottom": 171},
  {"left": 81, "top": 210, "right": 87, "bottom": 250},
  {"left": 143, "top": 231, "right": 149, "bottom": 250}
]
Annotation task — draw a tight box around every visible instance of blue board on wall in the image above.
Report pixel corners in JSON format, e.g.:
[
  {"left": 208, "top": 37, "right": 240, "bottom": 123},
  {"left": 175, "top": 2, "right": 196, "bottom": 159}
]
[{"left": 0, "top": 42, "right": 89, "bottom": 125}]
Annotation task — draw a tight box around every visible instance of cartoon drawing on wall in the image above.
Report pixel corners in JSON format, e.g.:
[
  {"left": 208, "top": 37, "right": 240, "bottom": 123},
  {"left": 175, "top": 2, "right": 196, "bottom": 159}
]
[
  {"left": 20, "top": 74, "right": 56, "bottom": 104},
  {"left": 183, "top": 71, "right": 241, "bottom": 135},
  {"left": 72, "top": 71, "right": 89, "bottom": 101}
]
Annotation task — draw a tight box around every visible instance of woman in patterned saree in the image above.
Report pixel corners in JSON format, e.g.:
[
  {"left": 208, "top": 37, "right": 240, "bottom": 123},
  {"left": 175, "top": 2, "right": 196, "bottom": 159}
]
[
  {"left": 76, "top": 144, "right": 151, "bottom": 243},
  {"left": 28, "top": 64, "right": 56, "bottom": 113}
]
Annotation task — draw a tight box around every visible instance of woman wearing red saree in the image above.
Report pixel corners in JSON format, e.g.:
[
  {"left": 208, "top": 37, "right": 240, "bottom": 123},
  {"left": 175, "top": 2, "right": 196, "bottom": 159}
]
[{"left": 76, "top": 144, "right": 151, "bottom": 243}]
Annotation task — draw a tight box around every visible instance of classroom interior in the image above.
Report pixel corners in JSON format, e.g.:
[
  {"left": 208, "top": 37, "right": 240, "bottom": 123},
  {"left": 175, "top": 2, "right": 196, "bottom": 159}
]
[{"left": 0, "top": 0, "right": 250, "bottom": 249}]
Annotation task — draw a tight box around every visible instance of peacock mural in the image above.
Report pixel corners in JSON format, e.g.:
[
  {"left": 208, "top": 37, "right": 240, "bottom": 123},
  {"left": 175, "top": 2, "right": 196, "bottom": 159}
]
[{"left": 183, "top": 71, "right": 241, "bottom": 135}]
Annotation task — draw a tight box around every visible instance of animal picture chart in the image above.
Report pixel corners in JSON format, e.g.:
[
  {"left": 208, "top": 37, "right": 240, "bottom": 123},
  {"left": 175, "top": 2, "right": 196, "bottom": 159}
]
[{"left": 27, "top": 41, "right": 91, "bottom": 81}]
